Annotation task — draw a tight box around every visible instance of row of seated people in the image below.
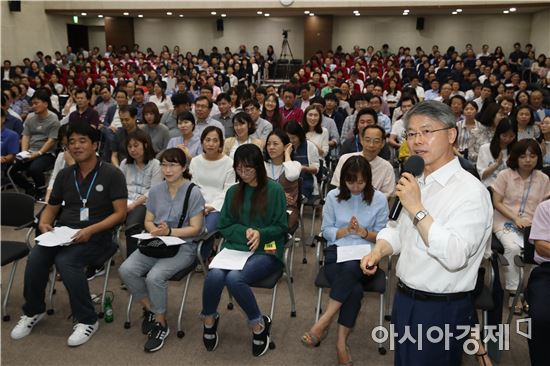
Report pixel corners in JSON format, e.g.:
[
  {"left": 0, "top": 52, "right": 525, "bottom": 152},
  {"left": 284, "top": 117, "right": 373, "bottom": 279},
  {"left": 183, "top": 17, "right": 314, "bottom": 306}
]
[{"left": 5, "top": 100, "right": 550, "bottom": 365}]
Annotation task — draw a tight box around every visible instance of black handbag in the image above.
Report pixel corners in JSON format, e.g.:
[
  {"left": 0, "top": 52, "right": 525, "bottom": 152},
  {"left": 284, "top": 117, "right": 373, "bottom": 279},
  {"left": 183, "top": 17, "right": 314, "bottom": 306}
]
[{"left": 138, "top": 183, "right": 196, "bottom": 258}]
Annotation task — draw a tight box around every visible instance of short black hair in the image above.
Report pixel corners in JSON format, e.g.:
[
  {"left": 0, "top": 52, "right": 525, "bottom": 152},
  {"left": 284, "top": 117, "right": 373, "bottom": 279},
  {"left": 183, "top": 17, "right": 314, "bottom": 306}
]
[
  {"left": 119, "top": 104, "right": 137, "bottom": 118},
  {"left": 507, "top": 139, "right": 543, "bottom": 171},
  {"left": 67, "top": 121, "right": 100, "bottom": 143},
  {"left": 171, "top": 92, "right": 191, "bottom": 106}
]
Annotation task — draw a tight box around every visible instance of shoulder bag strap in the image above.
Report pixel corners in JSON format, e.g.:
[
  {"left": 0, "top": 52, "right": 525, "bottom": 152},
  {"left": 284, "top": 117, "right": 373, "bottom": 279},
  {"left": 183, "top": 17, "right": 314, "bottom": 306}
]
[{"left": 177, "top": 182, "right": 196, "bottom": 228}]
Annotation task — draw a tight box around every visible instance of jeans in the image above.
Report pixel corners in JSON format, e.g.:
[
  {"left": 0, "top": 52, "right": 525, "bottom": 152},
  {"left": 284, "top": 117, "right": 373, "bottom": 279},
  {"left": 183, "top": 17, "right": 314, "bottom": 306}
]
[
  {"left": 22, "top": 230, "right": 112, "bottom": 325},
  {"left": 201, "top": 253, "right": 280, "bottom": 325},
  {"left": 118, "top": 242, "right": 197, "bottom": 314},
  {"left": 9, "top": 154, "right": 56, "bottom": 191}
]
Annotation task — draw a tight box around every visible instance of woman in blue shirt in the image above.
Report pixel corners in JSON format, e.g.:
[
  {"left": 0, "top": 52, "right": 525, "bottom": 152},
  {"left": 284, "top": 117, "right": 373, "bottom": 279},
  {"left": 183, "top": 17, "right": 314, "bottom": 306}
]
[{"left": 301, "top": 155, "right": 388, "bottom": 365}]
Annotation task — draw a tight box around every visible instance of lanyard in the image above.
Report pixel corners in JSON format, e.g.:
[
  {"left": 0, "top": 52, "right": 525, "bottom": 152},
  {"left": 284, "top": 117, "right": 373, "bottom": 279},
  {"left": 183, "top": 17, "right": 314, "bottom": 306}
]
[
  {"left": 355, "top": 135, "right": 359, "bottom": 152},
  {"left": 271, "top": 163, "right": 283, "bottom": 180},
  {"left": 73, "top": 167, "right": 99, "bottom": 208},
  {"left": 518, "top": 174, "right": 533, "bottom": 216}
]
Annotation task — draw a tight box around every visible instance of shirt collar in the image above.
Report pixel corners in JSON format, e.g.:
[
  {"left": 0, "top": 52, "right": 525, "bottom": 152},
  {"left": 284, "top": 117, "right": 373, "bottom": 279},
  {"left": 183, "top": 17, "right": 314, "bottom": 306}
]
[{"left": 421, "top": 157, "right": 461, "bottom": 187}]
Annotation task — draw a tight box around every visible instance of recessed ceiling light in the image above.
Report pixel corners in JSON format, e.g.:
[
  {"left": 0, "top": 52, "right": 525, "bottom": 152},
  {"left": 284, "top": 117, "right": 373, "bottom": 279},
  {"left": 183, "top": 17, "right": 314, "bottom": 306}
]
[
  {"left": 503, "top": 10, "right": 509, "bottom": 14},
  {"left": 179, "top": 14, "right": 184, "bottom": 17},
  {"left": 304, "top": 10, "right": 310, "bottom": 14},
  {"left": 404, "top": 9, "right": 410, "bottom": 12},
  {"left": 81, "top": 12, "right": 87, "bottom": 16},
  {"left": 309, "top": 13, "right": 314, "bottom": 17},
  {"left": 452, "top": 11, "right": 457, "bottom": 15},
  {"left": 123, "top": 12, "right": 129, "bottom": 16},
  {"left": 403, "top": 12, "right": 408, "bottom": 16},
  {"left": 257, "top": 11, "right": 263, "bottom": 15},
  {"left": 166, "top": 12, "right": 172, "bottom": 16},
  {"left": 509, "top": 8, "right": 517, "bottom": 12},
  {"left": 456, "top": 9, "right": 462, "bottom": 12},
  {"left": 211, "top": 11, "right": 217, "bottom": 15},
  {"left": 221, "top": 14, "right": 226, "bottom": 17},
  {"left": 264, "top": 13, "right": 270, "bottom": 17},
  {"left": 353, "top": 10, "right": 359, "bottom": 14},
  {"left": 355, "top": 13, "right": 360, "bottom": 16},
  {"left": 98, "top": 14, "right": 103, "bottom": 18},
  {"left": 138, "top": 14, "right": 143, "bottom": 18}
]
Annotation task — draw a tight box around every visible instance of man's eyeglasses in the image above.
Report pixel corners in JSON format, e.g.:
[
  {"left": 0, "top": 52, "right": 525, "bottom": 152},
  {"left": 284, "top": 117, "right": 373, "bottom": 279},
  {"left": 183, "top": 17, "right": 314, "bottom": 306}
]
[{"left": 404, "top": 127, "right": 453, "bottom": 140}]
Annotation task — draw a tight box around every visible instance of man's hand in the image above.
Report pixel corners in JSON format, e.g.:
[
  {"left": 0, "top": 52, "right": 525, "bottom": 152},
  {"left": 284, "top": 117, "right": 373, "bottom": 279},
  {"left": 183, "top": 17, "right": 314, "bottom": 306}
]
[
  {"left": 71, "top": 227, "right": 93, "bottom": 243},
  {"left": 395, "top": 172, "right": 423, "bottom": 215},
  {"left": 246, "top": 228, "right": 260, "bottom": 252},
  {"left": 39, "top": 223, "right": 54, "bottom": 234},
  {"left": 360, "top": 251, "right": 381, "bottom": 275}
]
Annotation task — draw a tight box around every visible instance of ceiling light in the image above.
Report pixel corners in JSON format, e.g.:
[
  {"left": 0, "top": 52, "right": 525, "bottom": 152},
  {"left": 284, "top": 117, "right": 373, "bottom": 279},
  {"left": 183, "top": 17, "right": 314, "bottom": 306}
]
[
  {"left": 179, "top": 14, "right": 184, "bottom": 18},
  {"left": 257, "top": 11, "right": 263, "bottom": 15},
  {"left": 309, "top": 13, "right": 314, "bottom": 17},
  {"left": 304, "top": 10, "right": 310, "bottom": 14},
  {"left": 509, "top": 8, "right": 517, "bottom": 12},
  {"left": 138, "top": 14, "right": 143, "bottom": 18},
  {"left": 403, "top": 12, "right": 408, "bottom": 16},
  {"left": 81, "top": 12, "right": 87, "bottom": 16},
  {"left": 451, "top": 11, "right": 457, "bottom": 15},
  {"left": 403, "top": 9, "right": 409, "bottom": 12},
  {"left": 98, "top": 14, "right": 103, "bottom": 18},
  {"left": 353, "top": 10, "right": 359, "bottom": 14},
  {"left": 123, "top": 12, "right": 129, "bottom": 16},
  {"left": 264, "top": 13, "right": 270, "bottom": 17},
  {"left": 211, "top": 11, "right": 217, "bottom": 15},
  {"left": 503, "top": 10, "right": 509, "bottom": 14},
  {"left": 166, "top": 12, "right": 172, "bottom": 16},
  {"left": 355, "top": 13, "right": 360, "bottom": 16},
  {"left": 221, "top": 14, "right": 226, "bottom": 17},
  {"left": 456, "top": 9, "right": 462, "bottom": 12}
]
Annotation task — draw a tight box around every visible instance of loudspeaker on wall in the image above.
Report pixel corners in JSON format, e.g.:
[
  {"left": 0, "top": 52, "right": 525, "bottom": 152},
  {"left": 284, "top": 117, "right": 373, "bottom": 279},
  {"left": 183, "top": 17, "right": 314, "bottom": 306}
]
[
  {"left": 216, "top": 19, "right": 224, "bottom": 32},
  {"left": 416, "top": 17, "right": 425, "bottom": 31},
  {"left": 8, "top": 1, "right": 21, "bottom": 12}
]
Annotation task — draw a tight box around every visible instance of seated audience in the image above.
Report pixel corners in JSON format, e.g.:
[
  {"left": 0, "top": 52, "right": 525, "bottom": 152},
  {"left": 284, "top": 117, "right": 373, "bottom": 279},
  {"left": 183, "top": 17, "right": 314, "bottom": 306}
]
[
  {"left": 285, "top": 121, "right": 320, "bottom": 199},
  {"left": 514, "top": 105, "right": 540, "bottom": 141},
  {"left": 111, "top": 105, "right": 139, "bottom": 167},
  {"left": 223, "top": 112, "right": 263, "bottom": 159},
  {"left": 166, "top": 111, "right": 202, "bottom": 158},
  {"left": 160, "top": 92, "right": 192, "bottom": 139},
  {"left": 243, "top": 99, "right": 272, "bottom": 141},
  {"left": 148, "top": 80, "right": 173, "bottom": 115},
  {"left": 303, "top": 105, "right": 329, "bottom": 158},
  {"left": 140, "top": 102, "right": 170, "bottom": 155},
  {"left": 0, "top": 108, "right": 19, "bottom": 171}
]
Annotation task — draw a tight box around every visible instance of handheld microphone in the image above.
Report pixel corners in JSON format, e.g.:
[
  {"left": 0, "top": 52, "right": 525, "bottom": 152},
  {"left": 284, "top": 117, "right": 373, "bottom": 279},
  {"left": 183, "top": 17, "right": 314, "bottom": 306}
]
[{"left": 389, "top": 155, "right": 425, "bottom": 221}]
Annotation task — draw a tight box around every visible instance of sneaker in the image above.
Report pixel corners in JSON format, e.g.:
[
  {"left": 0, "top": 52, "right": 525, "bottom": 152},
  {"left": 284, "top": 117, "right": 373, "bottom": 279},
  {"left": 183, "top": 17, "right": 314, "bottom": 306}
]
[
  {"left": 10, "top": 313, "right": 46, "bottom": 340},
  {"left": 252, "top": 315, "right": 271, "bottom": 357},
  {"left": 144, "top": 322, "right": 170, "bottom": 352},
  {"left": 67, "top": 321, "right": 99, "bottom": 346},
  {"left": 141, "top": 309, "right": 156, "bottom": 335},
  {"left": 203, "top": 315, "right": 220, "bottom": 351},
  {"left": 86, "top": 265, "right": 106, "bottom": 281}
]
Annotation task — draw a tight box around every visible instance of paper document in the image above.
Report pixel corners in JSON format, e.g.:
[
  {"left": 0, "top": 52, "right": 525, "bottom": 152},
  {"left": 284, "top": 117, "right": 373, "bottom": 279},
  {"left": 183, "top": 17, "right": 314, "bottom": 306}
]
[
  {"left": 131, "top": 233, "right": 185, "bottom": 246},
  {"left": 209, "top": 249, "right": 253, "bottom": 270},
  {"left": 336, "top": 244, "right": 372, "bottom": 263},
  {"left": 35, "top": 226, "right": 79, "bottom": 247},
  {"left": 16, "top": 151, "right": 32, "bottom": 160}
]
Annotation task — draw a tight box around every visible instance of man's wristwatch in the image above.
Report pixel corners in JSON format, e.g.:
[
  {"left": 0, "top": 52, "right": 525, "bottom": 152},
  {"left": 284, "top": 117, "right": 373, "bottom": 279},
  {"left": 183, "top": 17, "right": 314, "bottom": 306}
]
[{"left": 413, "top": 210, "right": 429, "bottom": 226}]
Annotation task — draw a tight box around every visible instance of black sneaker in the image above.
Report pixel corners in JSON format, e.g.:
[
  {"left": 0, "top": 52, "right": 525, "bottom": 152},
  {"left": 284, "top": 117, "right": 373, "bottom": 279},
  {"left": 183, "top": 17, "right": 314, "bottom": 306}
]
[
  {"left": 141, "top": 309, "right": 156, "bottom": 335},
  {"left": 144, "top": 322, "right": 170, "bottom": 353},
  {"left": 202, "top": 315, "right": 220, "bottom": 352},
  {"left": 86, "top": 265, "right": 106, "bottom": 281},
  {"left": 252, "top": 315, "right": 271, "bottom": 357}
]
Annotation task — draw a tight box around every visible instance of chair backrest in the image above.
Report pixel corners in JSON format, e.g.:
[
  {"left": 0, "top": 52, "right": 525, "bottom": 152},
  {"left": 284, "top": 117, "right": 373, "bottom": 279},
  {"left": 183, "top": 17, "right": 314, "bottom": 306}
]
[
  {"left": 1, "top": 192, "right": 35, "bottom": 228},
  {"left": 523, "top": 227, "right": 537, "bottom": 265}
]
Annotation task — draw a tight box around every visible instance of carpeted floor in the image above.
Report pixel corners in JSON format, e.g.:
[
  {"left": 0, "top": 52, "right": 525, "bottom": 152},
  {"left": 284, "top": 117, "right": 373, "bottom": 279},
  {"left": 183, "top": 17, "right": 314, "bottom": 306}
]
[{"left": 1, "top": 206, "right": 531, "bottom": 366}]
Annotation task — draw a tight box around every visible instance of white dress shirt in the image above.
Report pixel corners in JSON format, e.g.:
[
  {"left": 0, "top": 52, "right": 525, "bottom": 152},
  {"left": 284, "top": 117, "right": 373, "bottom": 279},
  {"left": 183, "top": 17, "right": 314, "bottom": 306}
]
[{"left": 377, "top": 157, "right": 493, "bottom": 293}]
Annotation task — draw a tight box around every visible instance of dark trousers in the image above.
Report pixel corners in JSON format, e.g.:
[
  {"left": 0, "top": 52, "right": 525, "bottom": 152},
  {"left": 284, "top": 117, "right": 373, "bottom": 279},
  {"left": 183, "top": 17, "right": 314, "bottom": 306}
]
[
  {"left": 324, "top": 248, "right": 372, "bottom": 328},
  {"left": 526, "top": 263, "right": 550, "bottom": 366},
  {"left": 392, "top": 289, "right": 473, "bottom": 366},
  {"left": 22, "top": 230, "right": 112, "bottom": 324},
  {"left": 9, "top": 154, "right": 55, "bottom": 191},
  {"left": 124, "top": 205, "right": 147, "bottom": 257}
]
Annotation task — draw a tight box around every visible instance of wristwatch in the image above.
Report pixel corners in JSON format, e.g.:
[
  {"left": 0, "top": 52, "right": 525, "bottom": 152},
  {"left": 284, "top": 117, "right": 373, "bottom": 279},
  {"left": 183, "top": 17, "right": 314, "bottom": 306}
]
[{"left": 413, "top": 210, "right": 429, "bottom": 226}]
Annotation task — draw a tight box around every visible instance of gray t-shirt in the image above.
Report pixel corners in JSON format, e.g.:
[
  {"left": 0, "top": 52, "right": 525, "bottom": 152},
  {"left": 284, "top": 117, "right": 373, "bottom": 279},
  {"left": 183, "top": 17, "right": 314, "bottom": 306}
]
[
  {"left": 146, "top": 181, "right": 205, "bottom": 241},
  {"left": 160, "top": 111, "right": 180, "bottom": 138},
  {"left": 141, "top": 124, "right": 171, "bottom": 154},
  {"left": 23, "top": 111, "right": 60, "bottom": 153}
]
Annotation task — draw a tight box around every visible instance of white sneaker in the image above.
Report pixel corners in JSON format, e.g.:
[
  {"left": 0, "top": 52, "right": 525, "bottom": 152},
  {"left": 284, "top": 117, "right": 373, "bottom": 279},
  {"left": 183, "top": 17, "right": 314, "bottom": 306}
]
[
  {"left": 67, "top": 321, "right": 99, "bottom": 347},
  {"left": 10, "top": 313, "right": 46, "bottom": 340}
]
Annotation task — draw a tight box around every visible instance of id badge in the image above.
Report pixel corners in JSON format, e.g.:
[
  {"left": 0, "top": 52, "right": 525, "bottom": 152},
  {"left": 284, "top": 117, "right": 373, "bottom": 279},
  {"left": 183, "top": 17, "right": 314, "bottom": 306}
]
[
  {"left": 80, "top": 207, "right": 90, "bottom": 221},
  {"left": 264, "top": 241, "right": 277, "bottom": 254}
]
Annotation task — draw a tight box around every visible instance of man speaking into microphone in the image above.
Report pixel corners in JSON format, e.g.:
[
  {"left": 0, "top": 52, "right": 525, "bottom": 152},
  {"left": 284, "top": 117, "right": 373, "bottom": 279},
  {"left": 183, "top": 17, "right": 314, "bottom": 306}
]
[{"left": 360, "top": 101, "right": 492, "bottom": 365}]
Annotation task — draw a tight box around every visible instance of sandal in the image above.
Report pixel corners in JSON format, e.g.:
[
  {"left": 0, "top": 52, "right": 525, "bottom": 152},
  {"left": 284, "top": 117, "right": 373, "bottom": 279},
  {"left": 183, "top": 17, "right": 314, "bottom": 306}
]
[
  {"left": 471, "top": 331, "right": 493, "bottom": 366},
  {"left": 337, "top": 345, "right": 353, "bottom": 366},
  {"left": 301, "top": 328, "right": 328, "bottom": 348}
]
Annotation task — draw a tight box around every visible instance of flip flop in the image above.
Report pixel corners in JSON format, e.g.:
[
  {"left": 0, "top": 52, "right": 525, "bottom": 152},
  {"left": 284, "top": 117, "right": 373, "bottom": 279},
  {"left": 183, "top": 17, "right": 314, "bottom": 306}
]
[
  {"left": 300, "top": 329, "right": 328, "bottom": 348},
  {"left": 337, "top": 345, "right": 353, "bottom": 366}
]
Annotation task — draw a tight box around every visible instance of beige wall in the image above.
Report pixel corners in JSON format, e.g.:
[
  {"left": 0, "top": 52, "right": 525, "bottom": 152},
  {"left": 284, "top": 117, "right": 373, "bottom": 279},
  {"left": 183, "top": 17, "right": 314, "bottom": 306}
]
[
  {"left": 332, "top": 14, "right": 533, "bottom": 57},
  {"left": 1, "top": 1, "right": 68, "bottom": 63},
  {"left": 530, "top": 9, "right": 550, "bottom": 55},
  {"left": 133, "top": 16, "right": 304, "bottom": 59}
]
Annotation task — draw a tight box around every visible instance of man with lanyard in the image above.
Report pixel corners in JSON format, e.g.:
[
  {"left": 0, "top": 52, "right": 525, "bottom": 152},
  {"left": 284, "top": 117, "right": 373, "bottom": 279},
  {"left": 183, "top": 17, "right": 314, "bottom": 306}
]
[
  {"left": 361, "top": 101, "right": 493, "bottom": 365},
  {"left": 10, "top": 121, "right": 127, "bottom": 347}
]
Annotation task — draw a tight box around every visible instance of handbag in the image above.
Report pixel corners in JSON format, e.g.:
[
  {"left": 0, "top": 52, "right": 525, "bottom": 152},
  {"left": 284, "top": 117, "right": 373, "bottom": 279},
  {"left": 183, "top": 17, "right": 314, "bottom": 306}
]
[{"left": 138, "top": 183, "right": 196, "bottom": 258}]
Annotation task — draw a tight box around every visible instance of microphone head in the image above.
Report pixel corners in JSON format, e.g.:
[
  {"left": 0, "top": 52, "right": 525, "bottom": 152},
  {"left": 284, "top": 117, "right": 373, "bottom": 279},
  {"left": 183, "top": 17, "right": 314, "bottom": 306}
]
[{"left": 403, "top": 155, "right": 425, "bottom": 177}]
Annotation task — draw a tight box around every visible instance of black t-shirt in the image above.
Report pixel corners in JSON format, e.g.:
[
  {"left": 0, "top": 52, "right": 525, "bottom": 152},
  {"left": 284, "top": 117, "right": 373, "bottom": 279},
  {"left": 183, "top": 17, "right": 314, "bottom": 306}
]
[
  {"left": 113, "top": 128, "right": 132, "bottom": 161},
  {"left": 49, "top": 160, "right": 127, "bottom": 228}
]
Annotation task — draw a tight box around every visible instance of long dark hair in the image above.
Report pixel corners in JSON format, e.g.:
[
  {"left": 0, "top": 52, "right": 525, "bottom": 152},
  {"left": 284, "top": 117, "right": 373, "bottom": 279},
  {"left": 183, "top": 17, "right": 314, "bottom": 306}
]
[
  {"left": 159, "top": 148, "right": 192, "bottom": 179},
  {"left": 490, "top": 117, "right": 517, "bottom": 159},
  {"left": 302, "top": 105, "right": 323, "bottom": 134},
  {"left": 231, "top": 144, "right": 268, "bottom": 218},
  {"left": 264, "top": 129, "right": 291, "bottom": 162},
  {"left": 261, "top": 93, "right": 282, "bottom": 129},
  {"left": 336, "top": 155, "right": 374, "bottom": 204},
  {"left": 125, "top": 129, "right": 156, "bottom": 165}
]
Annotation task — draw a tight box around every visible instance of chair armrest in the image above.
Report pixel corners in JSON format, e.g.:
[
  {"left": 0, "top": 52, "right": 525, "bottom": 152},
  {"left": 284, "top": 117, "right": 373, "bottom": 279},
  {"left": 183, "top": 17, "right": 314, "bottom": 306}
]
[
  {"left": 15, "top": 220, "right": 35, "bottom": 231},
  {"left": 514, "top": 255, "right": 525, "bottom": 268},
  {"left": 494, "top": 251, "right": 509, "bottom": 266},
  {"left": 196, "top": 230, "right": 219, "bottom": 272}
]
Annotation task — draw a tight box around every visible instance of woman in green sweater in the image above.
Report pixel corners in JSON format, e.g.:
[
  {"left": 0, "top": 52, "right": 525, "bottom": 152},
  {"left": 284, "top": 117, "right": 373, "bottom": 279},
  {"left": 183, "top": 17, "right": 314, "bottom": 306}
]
[{"left": 200, "top": 144, "right": 288, "bottom": 357}]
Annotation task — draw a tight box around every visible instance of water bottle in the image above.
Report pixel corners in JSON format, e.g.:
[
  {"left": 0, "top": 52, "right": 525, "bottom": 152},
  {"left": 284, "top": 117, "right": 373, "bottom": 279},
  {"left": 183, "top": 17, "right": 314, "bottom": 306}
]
[{"left": 104, "top": 292, "right": 114, "bottom": 323}]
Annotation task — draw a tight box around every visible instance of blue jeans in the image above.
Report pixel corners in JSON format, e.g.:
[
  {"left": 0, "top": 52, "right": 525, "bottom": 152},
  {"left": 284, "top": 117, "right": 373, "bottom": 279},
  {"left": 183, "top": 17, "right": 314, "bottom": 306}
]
[{"left": 201, "top": 253, "right": 280, "bottom": 325}]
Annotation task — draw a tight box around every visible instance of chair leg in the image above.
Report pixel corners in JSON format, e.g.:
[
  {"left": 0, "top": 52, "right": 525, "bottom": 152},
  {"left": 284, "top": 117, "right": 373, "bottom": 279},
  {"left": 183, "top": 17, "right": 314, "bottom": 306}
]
[
  {"left": 268, "top": 284, "right": 278, "bottom": 349},
  {"left": 124, "top": 294, "right": 133, "bottom": 329},
  {"left": 309, "top": 207, "right": 317, "bottom": 245},
  {"left": 507, "top": 268, "right": 524, "bottom": 325},
  {"left": 98, "top": 257, "right": 113, "bottom": 319},
  {"left": 47, "top": 267, "right": 56, "bottom": 315},
  {"left": 284, "top": 264, "right": 297, "bottom": 317},
  {"left": 2, "top": 261, "right": 19, "bottom": 321},
  {"left": 315, "top": 288, "right": 323, "bottom": 322},
  {"left": 299, "top": 208, "right": 307, "bottom": 264},
  {"left": 385, "top": 258, "right": 393, "bottom": 321},
  {"left": 177, "top": 273, "right": 193, "bottom": 338},
  {"left": 378, "top": 293, "right": 387, "bottom": 355}
]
